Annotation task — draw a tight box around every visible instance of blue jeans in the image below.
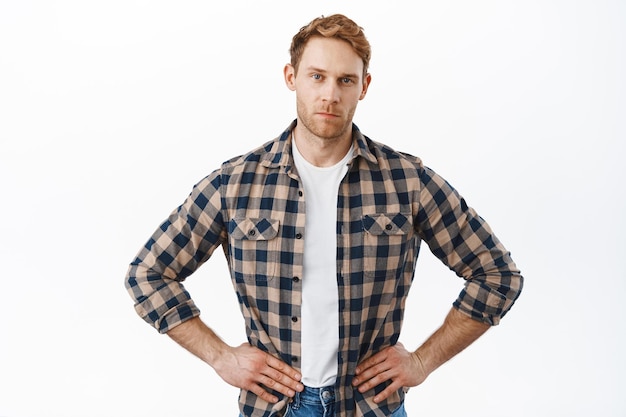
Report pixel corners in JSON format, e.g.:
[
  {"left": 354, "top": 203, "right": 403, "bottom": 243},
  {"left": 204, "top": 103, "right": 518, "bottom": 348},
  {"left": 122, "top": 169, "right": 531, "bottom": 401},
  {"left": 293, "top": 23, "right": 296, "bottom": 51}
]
[
  {"left": 284, "top": 385, "right": 336, "bottom": 417},
  {"left": 239, "top": 385, "right": 407, "bottom": 417}
]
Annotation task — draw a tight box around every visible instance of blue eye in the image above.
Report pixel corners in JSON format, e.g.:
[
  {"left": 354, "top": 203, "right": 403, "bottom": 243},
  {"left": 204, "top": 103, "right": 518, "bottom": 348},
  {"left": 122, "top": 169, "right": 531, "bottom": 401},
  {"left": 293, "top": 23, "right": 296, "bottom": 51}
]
[
  {"left": 341, "top": 77, "right": 353, "bottom": 84},
  {"left": 312, "top": 74, "right": 322, "bottom": 80}
]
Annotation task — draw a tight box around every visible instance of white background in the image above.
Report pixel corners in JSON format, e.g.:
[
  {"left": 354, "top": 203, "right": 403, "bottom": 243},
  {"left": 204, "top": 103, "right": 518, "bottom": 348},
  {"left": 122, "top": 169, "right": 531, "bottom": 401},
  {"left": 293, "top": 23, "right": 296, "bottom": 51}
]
[{"left": 1, "top": 1, "right": 624, "bottom": 416}]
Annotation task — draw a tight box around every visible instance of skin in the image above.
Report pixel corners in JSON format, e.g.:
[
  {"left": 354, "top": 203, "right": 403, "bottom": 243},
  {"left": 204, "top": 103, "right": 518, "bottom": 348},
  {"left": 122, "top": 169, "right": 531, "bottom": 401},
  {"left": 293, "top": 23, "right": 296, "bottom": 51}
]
[
  {"left": 167, "top": 316, "right": 303, "bottom": 404},
  {"left": 284, "top": 36, "right": 371, "bottom": 167},
  {"left": 167, "top": 35, "right": 491, "bottom": 405},
  {"left": 352, "top": 308, "right": 489, "bottom": 403}
]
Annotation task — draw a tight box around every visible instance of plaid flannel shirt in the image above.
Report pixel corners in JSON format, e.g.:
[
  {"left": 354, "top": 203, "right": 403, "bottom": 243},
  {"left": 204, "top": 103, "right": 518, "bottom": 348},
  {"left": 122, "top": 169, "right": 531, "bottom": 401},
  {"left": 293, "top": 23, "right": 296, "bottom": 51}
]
[{"left": 125, "top": 120, "right": 523, "bottom": 417}]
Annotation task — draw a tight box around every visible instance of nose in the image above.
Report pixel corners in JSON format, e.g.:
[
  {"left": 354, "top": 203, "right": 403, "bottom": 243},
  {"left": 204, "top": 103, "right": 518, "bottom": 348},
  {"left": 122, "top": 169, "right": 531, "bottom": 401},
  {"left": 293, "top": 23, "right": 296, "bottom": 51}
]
[{"left": 321, "top": 80, "right": 340, "bottom": 103}]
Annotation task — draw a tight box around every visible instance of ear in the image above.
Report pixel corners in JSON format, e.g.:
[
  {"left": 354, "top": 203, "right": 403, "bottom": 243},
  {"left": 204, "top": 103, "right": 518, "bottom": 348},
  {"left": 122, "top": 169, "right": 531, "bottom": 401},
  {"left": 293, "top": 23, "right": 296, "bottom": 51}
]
[
  {"left": 359, "top": 73, "right": 372, "bottom": 100},
  {"left": 284, "top": 64, "right": 296, "bottom": 91}
]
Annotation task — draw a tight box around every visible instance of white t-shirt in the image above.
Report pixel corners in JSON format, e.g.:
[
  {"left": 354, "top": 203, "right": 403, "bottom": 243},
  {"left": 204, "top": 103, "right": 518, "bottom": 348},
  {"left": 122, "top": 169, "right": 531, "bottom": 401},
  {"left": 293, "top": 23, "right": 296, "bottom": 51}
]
[{"left": 291, "top": 136, "right": 352, "bottom": 388}]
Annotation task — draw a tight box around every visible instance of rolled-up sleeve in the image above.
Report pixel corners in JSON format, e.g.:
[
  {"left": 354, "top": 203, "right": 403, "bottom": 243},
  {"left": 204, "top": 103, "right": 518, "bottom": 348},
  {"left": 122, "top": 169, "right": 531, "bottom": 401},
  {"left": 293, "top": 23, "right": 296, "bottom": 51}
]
[
  {"left": 125, "top": 170, "right": 227, "bottom": 333},
  {"left": 416, "top": 166, "right": 523, "bottom": 325}
]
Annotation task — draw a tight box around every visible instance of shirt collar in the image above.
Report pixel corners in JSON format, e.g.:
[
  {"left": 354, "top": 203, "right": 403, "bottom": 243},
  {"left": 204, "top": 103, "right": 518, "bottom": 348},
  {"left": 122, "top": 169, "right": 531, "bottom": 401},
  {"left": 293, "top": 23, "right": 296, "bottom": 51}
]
[{"left": 260, "top": 119, "right": 378, "bottom": 168}]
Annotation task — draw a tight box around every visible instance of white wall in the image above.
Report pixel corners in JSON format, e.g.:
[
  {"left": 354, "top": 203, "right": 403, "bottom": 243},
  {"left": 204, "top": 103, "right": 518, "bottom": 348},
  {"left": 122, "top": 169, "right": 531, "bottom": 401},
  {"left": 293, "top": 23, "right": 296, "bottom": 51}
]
[{"left": 1, "top": 1, "right": 624, "bottom": 416}]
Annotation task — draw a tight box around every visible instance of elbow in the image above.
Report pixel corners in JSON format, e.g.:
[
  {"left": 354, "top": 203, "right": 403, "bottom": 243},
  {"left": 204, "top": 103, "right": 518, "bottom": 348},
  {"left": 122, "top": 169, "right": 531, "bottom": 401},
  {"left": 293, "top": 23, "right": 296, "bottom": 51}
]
[
  {"left": 454, "top": 269, "right": 524, "bottom": 326},
  {"left": 501, "top": 270, "right": 524, "bottom": 318},
  {"left": 124, "top": 260, "right": 144, "bottom": 303},
  {"left": 490, "top": 269, "right": 524, "bottom": 324}
]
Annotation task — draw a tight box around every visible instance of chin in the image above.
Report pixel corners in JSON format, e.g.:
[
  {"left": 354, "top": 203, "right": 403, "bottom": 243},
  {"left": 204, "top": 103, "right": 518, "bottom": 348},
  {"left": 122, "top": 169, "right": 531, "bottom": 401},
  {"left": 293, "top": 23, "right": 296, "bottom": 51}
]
[{"left": 315, "top": 122, "right": 349, "bottom": 139}]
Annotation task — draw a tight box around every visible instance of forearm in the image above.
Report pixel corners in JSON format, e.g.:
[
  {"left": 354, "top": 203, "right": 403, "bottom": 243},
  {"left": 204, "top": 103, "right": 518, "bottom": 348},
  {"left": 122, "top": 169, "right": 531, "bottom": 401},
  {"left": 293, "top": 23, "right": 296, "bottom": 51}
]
[
  {"left": 353, "top": 307, "right": 491, "bottom": 402},
  {"left": 414, "top": 307, "right": 490, "bottom": 376},
  {"left": 167, "top": 317, "right": 304, "bottom": 403},
  {"left": 166, "top": 316, "right": 229, "bottom": 367}
]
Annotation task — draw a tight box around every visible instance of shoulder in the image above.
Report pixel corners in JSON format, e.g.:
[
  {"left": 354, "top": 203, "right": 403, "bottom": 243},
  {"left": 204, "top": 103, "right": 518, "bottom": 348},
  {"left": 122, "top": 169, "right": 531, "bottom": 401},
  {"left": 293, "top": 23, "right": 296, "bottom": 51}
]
[
  {"left": 193, "top": 133, "right": 287, "bottom": 193},
  {"left": 222, "top": 127, "right": 290, "bottom": 173},
  {"left": 362, "top": 134, "right": 425, "bottom": 172},
  {"left": 221, "top": 139, "right": 277, "bottom": 169}
]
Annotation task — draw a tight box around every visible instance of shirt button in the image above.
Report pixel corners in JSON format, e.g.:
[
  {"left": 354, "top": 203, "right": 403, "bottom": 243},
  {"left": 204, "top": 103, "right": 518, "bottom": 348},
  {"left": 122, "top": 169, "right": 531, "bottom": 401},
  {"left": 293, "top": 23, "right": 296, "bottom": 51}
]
[
  {"left": 292, "top": 276, "right": 300, "bottom": 283},
  {"left": 298, "top": 190, "right": 303, "bottom": 197},
  {"left": 295, "top": 233, "right": 303, "bottom": 239},
  {"left": 249, "top": 230, "right": 256, "bottom": 236},
  {"left": 291, "top": 316, "right": 298, "bottom": 322},
  {"left": 385, "top": 224, "right": 393, "bottom": 231},
  {"left": 292, "top": 356, "right": 298, "bottom": 363}
]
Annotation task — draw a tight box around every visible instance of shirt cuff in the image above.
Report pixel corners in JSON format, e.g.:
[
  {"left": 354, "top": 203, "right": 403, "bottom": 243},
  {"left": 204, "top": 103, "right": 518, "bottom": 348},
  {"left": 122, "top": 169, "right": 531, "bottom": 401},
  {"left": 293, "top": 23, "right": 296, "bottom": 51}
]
[
  {"left": 133, "top": 280, "right": 201, "bottom": 333},
  {"left": 453, "top": 279, "right": 510, "bottom": 326}
]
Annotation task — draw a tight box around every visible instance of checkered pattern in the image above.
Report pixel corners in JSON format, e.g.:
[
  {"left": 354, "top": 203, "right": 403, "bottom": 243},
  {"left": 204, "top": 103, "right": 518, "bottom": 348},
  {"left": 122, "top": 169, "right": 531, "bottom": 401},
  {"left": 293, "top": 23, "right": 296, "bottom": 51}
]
[{"left": 125, "top": 120, "right": 523, "bottom": 417}]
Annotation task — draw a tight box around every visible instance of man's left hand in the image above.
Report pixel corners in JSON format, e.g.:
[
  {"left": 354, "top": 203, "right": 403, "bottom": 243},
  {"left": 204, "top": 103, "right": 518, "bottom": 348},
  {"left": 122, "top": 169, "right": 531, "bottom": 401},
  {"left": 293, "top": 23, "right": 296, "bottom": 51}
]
[{"left": 352, "top": 342, "right": 426, "bottom": 403}]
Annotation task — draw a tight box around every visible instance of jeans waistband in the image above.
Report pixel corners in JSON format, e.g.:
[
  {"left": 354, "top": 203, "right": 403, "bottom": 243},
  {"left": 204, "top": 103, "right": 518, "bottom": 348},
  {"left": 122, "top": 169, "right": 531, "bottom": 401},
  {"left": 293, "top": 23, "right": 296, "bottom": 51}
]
[{"left": 292, "top": 384, "right": 335, "bottom": 408}]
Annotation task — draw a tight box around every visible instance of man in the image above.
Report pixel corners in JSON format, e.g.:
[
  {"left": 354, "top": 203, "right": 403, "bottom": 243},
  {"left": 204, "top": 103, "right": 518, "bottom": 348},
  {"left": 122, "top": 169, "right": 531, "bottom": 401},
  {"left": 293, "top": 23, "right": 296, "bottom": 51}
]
[{"left": 125, "top": 14, "right": 523, "bottom": 417}]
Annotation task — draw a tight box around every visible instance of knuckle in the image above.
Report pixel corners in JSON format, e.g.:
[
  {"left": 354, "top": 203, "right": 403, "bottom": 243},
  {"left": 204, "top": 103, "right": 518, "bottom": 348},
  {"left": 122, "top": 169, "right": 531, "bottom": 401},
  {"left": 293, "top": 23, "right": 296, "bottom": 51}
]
[
  {"left": 371, "top": 375, "right": 382, "bottom": 386},
  {"left": 258, "top": 389, "right": 275, "bottom": 403},
  {"left": 247, "top": 382, "right": 261, "bottom": 393},
  {"left": 371, "top": 364, "right": 383, "bottom": 375},
  {"left": 264, "top": 376, "right": 276, "bottom": 388},
  {"left": 271, "top": 369, "right": 284, "bottom": 381}
]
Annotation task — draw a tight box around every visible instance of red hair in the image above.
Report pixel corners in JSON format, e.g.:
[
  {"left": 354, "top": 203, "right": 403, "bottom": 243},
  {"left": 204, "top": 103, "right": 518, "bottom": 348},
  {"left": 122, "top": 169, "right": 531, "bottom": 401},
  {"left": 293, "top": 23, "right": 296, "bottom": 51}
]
[{"left": 289, "top": 14, "right": 371, "bottom": 78}]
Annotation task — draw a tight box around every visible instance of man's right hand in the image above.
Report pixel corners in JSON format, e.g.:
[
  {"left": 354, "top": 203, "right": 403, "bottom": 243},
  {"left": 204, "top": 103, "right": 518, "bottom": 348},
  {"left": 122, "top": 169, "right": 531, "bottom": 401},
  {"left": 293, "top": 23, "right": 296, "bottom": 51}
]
[
  {"left": 213, "top": 343, "right": 304, "bottom": 404},
  {"left": 167, "top": 317, "right": 303, "bottom": 404}
]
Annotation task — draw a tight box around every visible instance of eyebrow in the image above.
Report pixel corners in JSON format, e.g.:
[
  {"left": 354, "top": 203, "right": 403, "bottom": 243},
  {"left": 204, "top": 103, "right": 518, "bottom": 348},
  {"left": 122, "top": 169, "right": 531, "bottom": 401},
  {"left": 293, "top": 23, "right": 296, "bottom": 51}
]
[{"left": 306, "top": 66, "right": 359, "bottom": 79}]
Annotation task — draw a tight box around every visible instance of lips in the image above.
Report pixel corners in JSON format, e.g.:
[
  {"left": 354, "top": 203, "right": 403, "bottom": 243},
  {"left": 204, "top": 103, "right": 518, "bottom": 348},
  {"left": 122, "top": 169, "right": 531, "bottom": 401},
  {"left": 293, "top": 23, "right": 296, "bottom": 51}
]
[{"left": 316, "top": 111, "right": 340, "bottom": 118}]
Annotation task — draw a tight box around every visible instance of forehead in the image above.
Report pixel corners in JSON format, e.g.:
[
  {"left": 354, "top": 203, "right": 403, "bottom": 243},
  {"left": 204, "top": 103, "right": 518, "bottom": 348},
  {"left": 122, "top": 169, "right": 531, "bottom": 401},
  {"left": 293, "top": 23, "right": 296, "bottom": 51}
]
[{"left": 299, "top": 36, "right": 364, "bottom": 76}]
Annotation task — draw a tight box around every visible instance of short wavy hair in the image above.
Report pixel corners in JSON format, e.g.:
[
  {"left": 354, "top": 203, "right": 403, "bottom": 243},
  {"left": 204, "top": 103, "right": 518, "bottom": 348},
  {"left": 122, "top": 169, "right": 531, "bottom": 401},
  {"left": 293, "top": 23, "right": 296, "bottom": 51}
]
[{"left": 289, "top": 14, "right": 371, "bottom": 78}]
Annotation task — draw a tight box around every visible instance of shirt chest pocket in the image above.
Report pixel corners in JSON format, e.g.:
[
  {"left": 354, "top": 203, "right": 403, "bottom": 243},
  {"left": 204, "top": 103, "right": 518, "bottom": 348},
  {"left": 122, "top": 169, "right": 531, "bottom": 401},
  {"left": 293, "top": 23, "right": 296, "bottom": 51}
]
[
  {"left": 229, "top": 217, "right": 281, "bottom": 281},
  {"left": 362, "top": 212, "right": 414, "bottom": 279}
]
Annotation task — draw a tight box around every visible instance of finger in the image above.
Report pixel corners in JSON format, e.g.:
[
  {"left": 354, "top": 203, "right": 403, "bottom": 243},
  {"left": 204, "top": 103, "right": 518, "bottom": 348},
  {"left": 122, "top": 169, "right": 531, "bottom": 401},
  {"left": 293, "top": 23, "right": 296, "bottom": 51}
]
[
  {"left": 373, "top": 380, "right": 403, "bottom": 404},
  {"left": 266, "top": 367, "right": 304, "bottom": 391},
  {"left": 257, "top": 373, "right": 297, "bottom": 398},
  {"left": 264, "top": 356, "right": 304, "bottom": 394},
  {"left": 353, "top": 359, "right": 392, "bottom": 387},
  {"left": 248, "top": 382, "right": 279, "bottom": 404},
  {"left": 265, "top": 354, "right": 302, "bottom": 381},
  {"left": 356, "top": 368, "right": 392, "bottom": 393},
  {"left": 355, "top": 351, "right": 386, "bottom": 375}
]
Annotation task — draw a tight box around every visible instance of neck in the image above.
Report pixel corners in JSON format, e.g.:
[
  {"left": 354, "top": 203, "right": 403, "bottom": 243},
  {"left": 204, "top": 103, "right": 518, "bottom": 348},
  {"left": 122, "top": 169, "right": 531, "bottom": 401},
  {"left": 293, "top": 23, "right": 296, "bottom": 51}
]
[{"left": 292, "top": 124, "right": 353, "bottom": 168}]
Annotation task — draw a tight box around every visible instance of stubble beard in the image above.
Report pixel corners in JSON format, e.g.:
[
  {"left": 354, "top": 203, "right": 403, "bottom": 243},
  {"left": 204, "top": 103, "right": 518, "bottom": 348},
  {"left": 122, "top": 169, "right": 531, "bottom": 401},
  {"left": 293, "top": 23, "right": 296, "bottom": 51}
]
[{"left": 296, "top": 98, "right": 356, "bottom": 143}]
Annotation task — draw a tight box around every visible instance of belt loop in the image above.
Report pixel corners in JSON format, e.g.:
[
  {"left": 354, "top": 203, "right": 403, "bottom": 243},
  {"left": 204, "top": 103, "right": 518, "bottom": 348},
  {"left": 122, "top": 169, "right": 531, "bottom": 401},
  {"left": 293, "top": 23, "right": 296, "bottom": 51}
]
[{"left": 291, "top": 390, "right": 301, "bottom": 410}]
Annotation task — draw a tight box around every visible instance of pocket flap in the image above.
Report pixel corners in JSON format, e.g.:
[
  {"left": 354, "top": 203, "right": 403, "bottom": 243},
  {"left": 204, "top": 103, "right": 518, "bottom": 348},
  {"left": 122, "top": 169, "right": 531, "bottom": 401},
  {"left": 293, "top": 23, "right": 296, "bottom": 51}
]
[
  {"left": 362, "top": 213, "right": 412, "bottom": 235},
  {"left": 229, "top": 217, "right": 280, "bottom": 240}
]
